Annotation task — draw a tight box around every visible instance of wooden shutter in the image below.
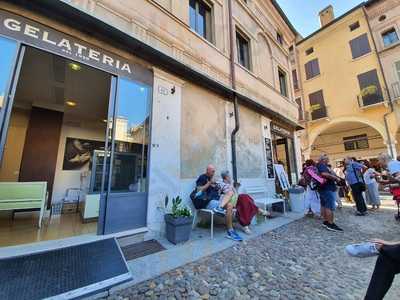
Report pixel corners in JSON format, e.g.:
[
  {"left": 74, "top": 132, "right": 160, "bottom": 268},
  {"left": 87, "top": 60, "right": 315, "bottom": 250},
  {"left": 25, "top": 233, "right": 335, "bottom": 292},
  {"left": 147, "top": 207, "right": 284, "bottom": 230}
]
[
  {"left": 350, "top": 33, "right": 371, "bottom": 59},
  {"left": 357, "top": 69, "right": 383, "bottom": 106},
  {"left": 309, "top": 90, "right": 327, "bottom": 120},
  {"left": 305, "top": 59, "right": 320, "bottom": 80}
]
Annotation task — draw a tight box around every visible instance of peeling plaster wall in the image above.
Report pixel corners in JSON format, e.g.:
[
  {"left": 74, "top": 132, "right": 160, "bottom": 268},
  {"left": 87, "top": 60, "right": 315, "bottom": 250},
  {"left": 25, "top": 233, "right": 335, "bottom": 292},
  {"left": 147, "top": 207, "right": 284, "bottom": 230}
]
[
  {"left": 181, "top": 83, "right": 228, "bottom": 179},
  {"left": 236, "top": 106, "right": 264, "bottom": 179}
]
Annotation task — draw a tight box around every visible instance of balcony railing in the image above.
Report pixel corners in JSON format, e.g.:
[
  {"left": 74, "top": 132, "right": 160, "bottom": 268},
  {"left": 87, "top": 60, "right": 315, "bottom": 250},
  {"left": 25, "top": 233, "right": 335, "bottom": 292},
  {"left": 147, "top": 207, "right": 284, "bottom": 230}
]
[
  {"left": 306, "top": 106, "right": 329, "bottom": 122},
  {"left": 392, "top": 82, "right": 400, "bottom": 100}
]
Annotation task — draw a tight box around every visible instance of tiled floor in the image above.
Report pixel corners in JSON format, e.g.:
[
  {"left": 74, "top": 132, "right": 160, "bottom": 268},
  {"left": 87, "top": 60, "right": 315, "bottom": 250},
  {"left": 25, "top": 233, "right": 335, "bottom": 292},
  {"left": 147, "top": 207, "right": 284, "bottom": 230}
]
[{"left": 0, "top": 211, "right": 97, "bottom": 247}]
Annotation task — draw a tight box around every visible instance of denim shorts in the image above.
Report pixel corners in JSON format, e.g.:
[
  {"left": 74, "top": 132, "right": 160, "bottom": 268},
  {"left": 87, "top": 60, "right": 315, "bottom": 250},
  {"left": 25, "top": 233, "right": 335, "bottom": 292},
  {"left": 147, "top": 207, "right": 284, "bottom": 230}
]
[
  {"left": 319, "top": 190, "right": 336, "bottom": 211},
  {"left": 206, "top": 200, "right": 219, "bottom": 210}
]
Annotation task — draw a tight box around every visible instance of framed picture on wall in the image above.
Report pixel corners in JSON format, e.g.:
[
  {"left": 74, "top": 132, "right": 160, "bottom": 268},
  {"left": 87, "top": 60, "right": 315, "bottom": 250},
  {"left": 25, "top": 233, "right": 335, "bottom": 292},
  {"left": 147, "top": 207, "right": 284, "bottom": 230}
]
[{"left": 62, "top": 137, "right": 105, "bottom": 170}]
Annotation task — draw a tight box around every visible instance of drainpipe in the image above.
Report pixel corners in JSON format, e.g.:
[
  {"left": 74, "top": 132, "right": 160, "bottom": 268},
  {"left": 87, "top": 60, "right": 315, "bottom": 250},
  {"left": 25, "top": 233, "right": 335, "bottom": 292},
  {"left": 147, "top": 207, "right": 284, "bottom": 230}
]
[
  {"left": 363, "top": 7, "right": 395, "bottom": 158},
  {"left": 228, "top": 0, "right": 240, "bottom": 184}
]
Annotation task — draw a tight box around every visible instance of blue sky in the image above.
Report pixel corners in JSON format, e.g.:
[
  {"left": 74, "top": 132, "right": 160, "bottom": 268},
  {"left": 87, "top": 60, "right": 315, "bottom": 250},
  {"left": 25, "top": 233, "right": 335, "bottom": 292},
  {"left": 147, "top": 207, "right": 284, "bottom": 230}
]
[{"left": 276, "top": 0, "right": 364, "bottom": 37}]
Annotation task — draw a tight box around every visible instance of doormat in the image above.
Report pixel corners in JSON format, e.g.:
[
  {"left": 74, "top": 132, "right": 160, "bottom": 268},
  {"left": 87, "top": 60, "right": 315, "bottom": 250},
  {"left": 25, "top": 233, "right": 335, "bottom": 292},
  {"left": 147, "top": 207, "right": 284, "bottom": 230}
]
[
  {"left": 0, "top": 238, "right": 131, "bottom": 300},
  {"left": 121, "top": 239, "right": 166, "bottom": 261}
]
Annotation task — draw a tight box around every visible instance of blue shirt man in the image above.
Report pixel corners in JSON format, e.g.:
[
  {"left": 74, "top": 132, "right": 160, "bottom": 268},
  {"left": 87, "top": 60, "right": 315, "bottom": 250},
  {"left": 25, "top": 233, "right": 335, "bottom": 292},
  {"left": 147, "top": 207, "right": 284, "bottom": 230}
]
[{"left": 345, "top": 160, "right": 365, "bottom": 185}]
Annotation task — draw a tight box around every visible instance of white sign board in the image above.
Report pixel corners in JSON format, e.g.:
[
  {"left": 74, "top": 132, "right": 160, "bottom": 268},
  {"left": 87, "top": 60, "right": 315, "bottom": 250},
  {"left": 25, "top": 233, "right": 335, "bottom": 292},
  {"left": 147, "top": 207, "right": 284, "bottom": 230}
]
[{"left": 274, "top": 164, "right": 290, "bottom": 191}]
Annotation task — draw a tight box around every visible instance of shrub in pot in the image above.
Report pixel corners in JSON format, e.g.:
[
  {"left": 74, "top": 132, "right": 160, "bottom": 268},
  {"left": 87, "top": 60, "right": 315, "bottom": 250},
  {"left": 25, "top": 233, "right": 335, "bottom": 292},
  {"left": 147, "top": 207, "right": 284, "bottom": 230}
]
[{"left": 164, "top": 196, "right": 193, "bottom": 244}]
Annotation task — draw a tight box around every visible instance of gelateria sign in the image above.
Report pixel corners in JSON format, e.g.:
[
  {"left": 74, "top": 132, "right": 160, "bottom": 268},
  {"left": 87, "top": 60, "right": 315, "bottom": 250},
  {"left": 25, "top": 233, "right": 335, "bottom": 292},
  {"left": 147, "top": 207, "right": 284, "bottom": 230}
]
[{"left": 0, "top": 10, "right": 142, "bottom": 80}]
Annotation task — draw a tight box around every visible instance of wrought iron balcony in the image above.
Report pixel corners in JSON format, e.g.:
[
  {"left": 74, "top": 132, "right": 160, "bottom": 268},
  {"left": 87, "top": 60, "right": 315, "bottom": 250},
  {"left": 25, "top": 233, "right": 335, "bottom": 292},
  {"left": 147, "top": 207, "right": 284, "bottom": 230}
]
[{"left": 392, "top": 82, "right": 400, "bottom": 100}]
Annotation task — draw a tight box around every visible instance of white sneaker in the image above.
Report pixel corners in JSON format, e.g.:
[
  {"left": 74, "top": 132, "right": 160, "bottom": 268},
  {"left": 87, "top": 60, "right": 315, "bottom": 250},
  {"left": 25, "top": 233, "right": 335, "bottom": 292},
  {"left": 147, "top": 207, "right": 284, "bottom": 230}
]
[
  {"left": 243, "top": 226, "right": 252, "bottom": 235},
  {"left": 345, "top": 242, "right": 379, "bottom": 258}
]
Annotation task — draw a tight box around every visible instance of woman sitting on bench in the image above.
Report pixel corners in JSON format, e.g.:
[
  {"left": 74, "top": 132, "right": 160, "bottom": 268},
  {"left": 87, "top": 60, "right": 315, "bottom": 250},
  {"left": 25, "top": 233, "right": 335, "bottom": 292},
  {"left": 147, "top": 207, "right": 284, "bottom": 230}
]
[{"left": 218, "top": 171, "right": 270, "bottom": 234}]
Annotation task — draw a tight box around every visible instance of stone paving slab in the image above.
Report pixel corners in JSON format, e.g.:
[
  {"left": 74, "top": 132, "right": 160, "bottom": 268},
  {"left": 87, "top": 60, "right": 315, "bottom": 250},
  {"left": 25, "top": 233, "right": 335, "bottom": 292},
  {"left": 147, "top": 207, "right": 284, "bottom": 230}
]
[{"left": 104, "top": 206, "right": 400, "bottom": 300}]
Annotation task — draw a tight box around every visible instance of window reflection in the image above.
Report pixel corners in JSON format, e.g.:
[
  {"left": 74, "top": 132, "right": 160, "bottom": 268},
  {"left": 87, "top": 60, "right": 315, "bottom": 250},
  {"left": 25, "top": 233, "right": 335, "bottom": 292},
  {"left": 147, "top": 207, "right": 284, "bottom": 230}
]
[
  {"left": 0, "top": 37, "right": 18, "bottom": 113},
  {"left": 111, "top": 78, "right": 150, "bottom": 193}
]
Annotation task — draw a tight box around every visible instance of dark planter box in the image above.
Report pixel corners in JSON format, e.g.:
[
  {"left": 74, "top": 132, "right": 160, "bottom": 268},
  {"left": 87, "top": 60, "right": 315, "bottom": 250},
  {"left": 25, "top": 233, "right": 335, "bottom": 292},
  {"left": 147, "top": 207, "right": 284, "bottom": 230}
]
[{"left": 164, "top": 214, "right": 193, "bottom": 245}]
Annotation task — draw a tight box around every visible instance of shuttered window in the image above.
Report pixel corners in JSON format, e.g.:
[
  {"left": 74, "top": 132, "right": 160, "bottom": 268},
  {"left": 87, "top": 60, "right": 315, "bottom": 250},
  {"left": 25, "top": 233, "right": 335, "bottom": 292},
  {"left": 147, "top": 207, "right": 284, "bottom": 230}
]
[
  {"left": 309, "top": 90, "right": 327, "bottom": 120},
  {"left": 305, "top": 58, "right": 320, "bottom": 80},
  {"left": 357, "top": 69, "right": 383, "bottom": 106},
  {"left": 292, "top": 69, "right": 299, "bottom": 90},
  {"left": 349, "top": 33, "right": 371, "bottom": 59},
  {"left": 396, "top": 61, "right": 400, "bottom": 80}
]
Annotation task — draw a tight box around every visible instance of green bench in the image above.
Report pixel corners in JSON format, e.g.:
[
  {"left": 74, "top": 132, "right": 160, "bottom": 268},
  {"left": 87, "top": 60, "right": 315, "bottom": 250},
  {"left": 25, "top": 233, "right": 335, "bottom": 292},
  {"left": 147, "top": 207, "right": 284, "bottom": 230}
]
[{"left": 0, "top": 182, "right": 47, "bottom": 228}]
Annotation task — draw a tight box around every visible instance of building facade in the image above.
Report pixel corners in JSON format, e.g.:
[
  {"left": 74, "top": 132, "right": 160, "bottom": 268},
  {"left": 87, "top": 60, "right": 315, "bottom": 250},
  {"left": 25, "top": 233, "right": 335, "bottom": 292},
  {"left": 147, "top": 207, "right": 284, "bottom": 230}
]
[
  {"left": 365, "top": 0, "right": 400, "bottom": 147},
  {"left": 0, "top": 0, "right": 301, "bottom": 247},
  {"left": 296, "top": 3, "right": 398, "bottom": 164}
]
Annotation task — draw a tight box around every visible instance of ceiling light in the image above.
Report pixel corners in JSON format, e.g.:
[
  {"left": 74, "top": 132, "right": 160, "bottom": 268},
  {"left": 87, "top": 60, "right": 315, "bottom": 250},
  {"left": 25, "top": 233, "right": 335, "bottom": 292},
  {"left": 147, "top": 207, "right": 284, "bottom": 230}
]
[
  {"left": 69, "top": 63, "right": 81, "bottom": 71},
  {"left": 65, "top": 100, "right": 77, "bottom": 107}
]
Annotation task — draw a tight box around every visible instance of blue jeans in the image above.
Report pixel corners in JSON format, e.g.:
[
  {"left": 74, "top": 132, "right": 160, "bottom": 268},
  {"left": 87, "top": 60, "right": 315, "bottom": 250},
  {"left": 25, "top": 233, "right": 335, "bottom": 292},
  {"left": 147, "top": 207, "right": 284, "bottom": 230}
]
[{"left": 319, "top": 190, "right": 336, "bottom": 211}]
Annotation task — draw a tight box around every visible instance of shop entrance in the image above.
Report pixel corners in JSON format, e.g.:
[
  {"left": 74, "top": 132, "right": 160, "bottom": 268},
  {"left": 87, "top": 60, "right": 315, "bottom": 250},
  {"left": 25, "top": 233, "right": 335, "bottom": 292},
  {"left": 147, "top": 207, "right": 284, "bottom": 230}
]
[
  {"left": 0, "top": 38, "right": 151, "bottom": 246},
  {"left": 271, "top": 127, "right": 298, "bottom": 185}
]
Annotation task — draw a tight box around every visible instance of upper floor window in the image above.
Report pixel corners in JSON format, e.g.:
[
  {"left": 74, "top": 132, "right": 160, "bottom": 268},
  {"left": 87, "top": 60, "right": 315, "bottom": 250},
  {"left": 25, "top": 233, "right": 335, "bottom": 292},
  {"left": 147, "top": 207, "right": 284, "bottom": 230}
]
[
  {"left": 295, "top": 97, "right": 304, "bottom": 120},
  {"left": 278, "top": 68, "right": 288, "bottom": 97},
  {"left": 277, "top": 32, "right": 284, "bottom": 45},
  {"left": 305, "top": 58, "right": 320, "bottom": 80},
  {"left": 292, "top": 69, "right": 299, "bottom": 90},
  {"left": 305, "top": 47, "right": 314, "bottom": 55},
  {"left": 382, "top": 28, "right": 399, "bottom": 47},
  {"left": 349, "top": 21, "right": 360, "bottom": 31},
  {"left": 189, "top": 0, "right": 212, "bottom": 42},
  {"left": 396, "top": 61, "right": 400, "bottom": 80},
  {"left": 236, "top": 30, "right": 251, "bottom": 70},
  {"left": 349, "top": 33, "right": 371, "bottom": 59},
  {"left": 309, "top": 90, "right": 327, "bottom": 120},
  {"left": 357, "top": 69, "right": 383, "bottom": 106}
]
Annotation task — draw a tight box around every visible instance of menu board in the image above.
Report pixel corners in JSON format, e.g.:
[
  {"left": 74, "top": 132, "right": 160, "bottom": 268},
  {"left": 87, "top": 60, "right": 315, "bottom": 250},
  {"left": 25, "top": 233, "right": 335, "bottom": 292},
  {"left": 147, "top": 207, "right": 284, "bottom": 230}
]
[{"left": 264, "top": 138, "right": 274, "bottom": 178}]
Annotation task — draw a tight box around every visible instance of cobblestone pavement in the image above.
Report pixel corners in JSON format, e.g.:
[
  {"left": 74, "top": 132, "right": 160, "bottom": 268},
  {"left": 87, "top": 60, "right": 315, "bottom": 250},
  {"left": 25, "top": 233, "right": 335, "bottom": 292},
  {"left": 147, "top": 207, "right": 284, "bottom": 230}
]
[{"left": 108, "top": 205, "right": 400, "bottom": 300}]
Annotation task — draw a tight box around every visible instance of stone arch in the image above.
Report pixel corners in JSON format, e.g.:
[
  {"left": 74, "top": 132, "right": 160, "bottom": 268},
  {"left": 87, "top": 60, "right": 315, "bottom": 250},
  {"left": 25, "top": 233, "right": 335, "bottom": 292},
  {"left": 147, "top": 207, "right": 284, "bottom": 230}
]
[
  {"left": 308, "top": 116, "right": 389, "bottom": 148},
  {"left": 256, "top": 32, "right": 274, "bottom": 85},
  {"left": 304, "top": 116, "right": 395, "bottom": 160}
]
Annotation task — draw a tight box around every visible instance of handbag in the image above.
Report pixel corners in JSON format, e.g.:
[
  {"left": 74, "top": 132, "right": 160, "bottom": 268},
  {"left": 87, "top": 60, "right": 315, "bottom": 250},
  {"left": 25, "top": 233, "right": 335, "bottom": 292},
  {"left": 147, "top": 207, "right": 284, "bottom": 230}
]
[{"left": 190, "top": 189, "right": 211, "bottom": 209}]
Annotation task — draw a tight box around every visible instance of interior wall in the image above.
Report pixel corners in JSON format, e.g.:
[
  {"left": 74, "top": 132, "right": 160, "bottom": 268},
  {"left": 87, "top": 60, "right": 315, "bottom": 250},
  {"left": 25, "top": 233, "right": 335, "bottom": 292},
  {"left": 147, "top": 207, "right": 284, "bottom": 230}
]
[
  {"left": 0, "top": 108, "right": 29, "bottom": 181},
  {"left": 52, "top": 122, "right": 105, "bottom": 204}
]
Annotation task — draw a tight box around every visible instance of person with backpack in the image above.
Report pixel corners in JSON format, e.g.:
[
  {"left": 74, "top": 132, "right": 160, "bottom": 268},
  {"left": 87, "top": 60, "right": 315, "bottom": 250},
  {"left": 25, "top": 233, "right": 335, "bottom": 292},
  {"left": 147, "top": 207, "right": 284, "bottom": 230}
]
[
  {"left": 317, "top": 154, "right": 344, "bottom": 232},
  {"left": 302, "top": 159, "right": 321, "bottom": 217},
  {"left": 344, "top": 157, "right": 368, "bottom": 216}
]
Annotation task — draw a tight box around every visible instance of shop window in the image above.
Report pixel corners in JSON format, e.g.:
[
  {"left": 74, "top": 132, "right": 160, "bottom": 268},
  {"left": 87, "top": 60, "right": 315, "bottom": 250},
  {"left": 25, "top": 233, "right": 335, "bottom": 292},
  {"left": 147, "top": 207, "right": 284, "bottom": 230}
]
[
  {"left": 278, "top": 68, "right": 288, "bottom": 97},
  {"left": 292, "top": 69, "right": 299, "bottom": 90},
  {"left": 349, "top": 21, "right": 360, "bottom": 31},
  {"left": 349, "top": 33, "right": 371, "bottom": 59},
  {"left": 309, "top": 90, "right": 327, "bottom": 120},
  {"left": 343, "top": 134, "right": 369, "bottom": 151},
  {"left": 305, "top": 47, "right": 314, "bottom": 55},
  {"left": 110, "top": 78, "right": 151, "bottom": 193},
  {"left": 304, "top": 58, "right": 320, "bottom": 80},
  {"left": 382, "top": 28, "right": 399, "bottom": 47},
  {"left": 236, "top": 29, "right": 251, "bottom": 70},
  {"left": 357, "top": 69, "right": 383, "bottom": 106},
  {"left": 189, "top": 0, "right": 213, "bottom": 42}
]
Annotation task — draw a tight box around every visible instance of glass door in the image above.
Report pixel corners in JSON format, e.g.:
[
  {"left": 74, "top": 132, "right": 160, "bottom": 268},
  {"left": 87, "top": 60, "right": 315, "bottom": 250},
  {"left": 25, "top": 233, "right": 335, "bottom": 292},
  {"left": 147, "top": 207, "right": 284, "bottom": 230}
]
[
  {"left": 100, "top": 77, "right": 151, "bottom": 234},
  {"left": 0, "top": 37, "right": 24, "bottom": 161}
]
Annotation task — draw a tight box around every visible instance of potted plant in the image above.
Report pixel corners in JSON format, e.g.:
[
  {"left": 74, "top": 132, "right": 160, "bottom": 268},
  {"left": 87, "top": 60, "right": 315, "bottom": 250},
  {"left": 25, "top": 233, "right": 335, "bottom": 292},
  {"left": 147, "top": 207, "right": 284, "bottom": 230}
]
[{"left": 164, "top": 195, "right": 193, "bottom": 244}]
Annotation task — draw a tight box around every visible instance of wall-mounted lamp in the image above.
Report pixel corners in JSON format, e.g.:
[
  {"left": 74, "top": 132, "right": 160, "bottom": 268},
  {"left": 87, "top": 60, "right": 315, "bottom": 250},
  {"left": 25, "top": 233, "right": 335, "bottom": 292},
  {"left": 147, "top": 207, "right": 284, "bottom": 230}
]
[{"left": 171, "top": 86, "right": 176, "bottom": 94}]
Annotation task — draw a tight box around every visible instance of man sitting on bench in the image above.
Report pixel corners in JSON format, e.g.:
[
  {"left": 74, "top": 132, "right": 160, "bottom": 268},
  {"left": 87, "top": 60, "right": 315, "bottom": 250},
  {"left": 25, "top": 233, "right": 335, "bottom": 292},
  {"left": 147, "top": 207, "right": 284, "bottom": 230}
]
[{"left": 196, "top": 164, "right": 242, "bottom": 241}]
